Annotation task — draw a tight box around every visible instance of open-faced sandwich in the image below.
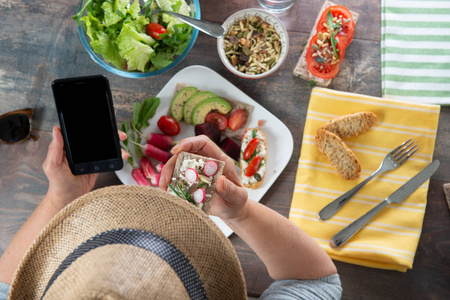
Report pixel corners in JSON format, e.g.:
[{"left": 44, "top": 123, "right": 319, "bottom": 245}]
[
  {"left": 315, "top": 111, "right": 377, "bottom": 180},
  {"left": 240, "top": 128, "right": 267, "bottom": 189},
  {"left": 171, "top": 83, "right": 254, "bottom": 140},
  {"left": 167, "top": 151, "right": 225, "bottom": 214},
  {"left": 293, "top": 1, "right": 359, "bottom": 87}
]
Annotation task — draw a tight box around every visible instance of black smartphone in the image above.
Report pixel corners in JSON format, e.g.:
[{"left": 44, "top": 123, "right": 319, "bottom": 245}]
[{"left": 52, "top": 75, "right": 123, "bottom": 175}]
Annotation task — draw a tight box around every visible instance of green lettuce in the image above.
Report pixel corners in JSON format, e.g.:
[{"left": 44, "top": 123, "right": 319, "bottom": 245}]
[
  {"left": 117, "top": 17, "right": 156, "bottom": 71},
  {"left": 75, "top": 0, "right": 193, "bottom": 73}
]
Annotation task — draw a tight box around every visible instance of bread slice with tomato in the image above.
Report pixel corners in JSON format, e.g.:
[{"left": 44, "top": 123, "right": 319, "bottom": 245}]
[
  {"left": 293, "top": 1, "right": 359, "bottom": 86},
  {"left": 240, "top": 128, "right": 267, "bottom": 189}
]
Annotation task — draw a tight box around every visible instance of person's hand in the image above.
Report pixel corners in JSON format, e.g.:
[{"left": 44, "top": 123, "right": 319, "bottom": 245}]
[
  {"left": 159, "top": 135, "right": 248, "bottom": 221},
  {"left": 42, "top": 126, "right": 129, "bottom": 210}
]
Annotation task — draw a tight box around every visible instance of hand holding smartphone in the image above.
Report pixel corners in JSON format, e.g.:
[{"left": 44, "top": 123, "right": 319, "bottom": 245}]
[{"left": 52, "top": 75, "right": 123, "bottom": 175}]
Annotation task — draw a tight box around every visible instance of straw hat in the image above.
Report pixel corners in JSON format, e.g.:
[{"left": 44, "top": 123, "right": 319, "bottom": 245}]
[{"left": 9, "top": 185, "right": 246, "bottom": 299}]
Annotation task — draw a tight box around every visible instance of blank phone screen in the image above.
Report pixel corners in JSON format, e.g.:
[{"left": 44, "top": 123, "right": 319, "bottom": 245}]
[{"left": 57, "top": 78, "right": 118, "bottom": 164}]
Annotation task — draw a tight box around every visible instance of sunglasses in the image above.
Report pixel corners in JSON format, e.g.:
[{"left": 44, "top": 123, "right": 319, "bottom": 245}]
[{"left": 0, "top": 108, "right": 39, "bottom": 145}]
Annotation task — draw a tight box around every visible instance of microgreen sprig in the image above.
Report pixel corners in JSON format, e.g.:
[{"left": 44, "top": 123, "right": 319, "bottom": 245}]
[{"left": 168, "top": 183, "right": 196, "bottom": 205}]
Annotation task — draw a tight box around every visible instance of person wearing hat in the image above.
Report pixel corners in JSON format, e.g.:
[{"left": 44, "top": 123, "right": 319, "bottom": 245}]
[{"left": 0, "top": 127, "right": 342, "bottom": 299}]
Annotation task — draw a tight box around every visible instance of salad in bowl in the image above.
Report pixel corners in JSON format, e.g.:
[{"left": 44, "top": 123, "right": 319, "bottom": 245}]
[{"left": 74, "top": 0, "right": 200, "bottom": 77}]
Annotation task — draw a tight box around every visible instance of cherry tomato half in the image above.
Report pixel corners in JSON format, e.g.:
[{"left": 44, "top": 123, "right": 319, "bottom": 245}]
[
  {"left": 205, "top": 112, "right": 228, "bottom": 130},
  {"left": 228, "top": 109, "right": 246, "bottom": 131},
  {"left": 245, "top": 155, "right": 262, "bottom": 177},
  {"left": 146, "top": 23, "right": 167, "bottom": 40},
  {"left": 243, "top": 138, "right": 260, "bottom": 161},
  {"left": 157, "top": 115, "right": 180, "bottom": 136},
  {"left": 316, "top": 6, "right": 355, "bottom": 47}
]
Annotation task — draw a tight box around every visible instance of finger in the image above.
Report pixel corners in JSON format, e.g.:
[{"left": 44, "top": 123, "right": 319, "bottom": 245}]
[
  {"left": 159, "top": 154, "right": 178, "bottom": 191},
  {"left": 216, "top": 175, "right": 248, "bottom": 207},
  {"left": 121, "top": 149, "right": 129, "bottom": 160},
  {"left": 43, "top": 127, "right": 64, "bottom": 173},
  {"left": 118, "top": 130, "right": 127, "bottom": 141}
]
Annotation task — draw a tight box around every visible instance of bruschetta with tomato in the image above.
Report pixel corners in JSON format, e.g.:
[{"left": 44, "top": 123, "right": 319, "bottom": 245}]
[
  {"left": 293, "top": 1, "right": 359, "bottom": 86},
  {"left": 240, "top": 128, "right": 267, "bottom": 189}
]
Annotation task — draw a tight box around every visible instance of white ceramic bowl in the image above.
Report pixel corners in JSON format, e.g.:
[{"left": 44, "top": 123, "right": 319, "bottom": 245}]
[{"left": 217, "top": 8, "right": 289, "bottom": 79}]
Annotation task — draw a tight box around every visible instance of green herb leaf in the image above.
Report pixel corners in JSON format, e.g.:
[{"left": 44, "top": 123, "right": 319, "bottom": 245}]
[
  {"left": 326, "top": 9, "right": 340, "bottom": 59},
  {"left": 309, "top": 80, "right": 316, "bottom": 88},
  {"left": 198, "top": 182, "right": 207, "bottom": 189},
  {"left": 326, "top": 10, "right": 340, "bottom": 30},
  {"left": 139, "top": 97, "right": 161, "bottom": 128},
  {"left": 168, "top": 183, "right": 183, "bottom": 198},
  {"left": 330, "top": 32, "right": 339, "bottom": 58},
  {"left": 132, "top": 102, "right": 141, "bottom": 130}
]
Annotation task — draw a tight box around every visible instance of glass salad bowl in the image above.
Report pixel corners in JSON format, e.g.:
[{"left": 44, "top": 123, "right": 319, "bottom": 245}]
[{"left": 76, "top": 0, "right": 200, "bottom": 78}]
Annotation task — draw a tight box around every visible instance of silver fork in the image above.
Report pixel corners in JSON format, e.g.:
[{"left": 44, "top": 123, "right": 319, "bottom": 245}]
[
  {"left": 318, "top": 139, "right": 419, "bottom": 220},
  {"left": 153, "top": 0, "right": 225, "bottom": 38}
]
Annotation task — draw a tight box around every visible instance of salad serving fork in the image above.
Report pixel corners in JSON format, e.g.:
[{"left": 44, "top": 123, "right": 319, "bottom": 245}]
[{"left": 318, "top": 139, "right": 419, "bottom": 220}]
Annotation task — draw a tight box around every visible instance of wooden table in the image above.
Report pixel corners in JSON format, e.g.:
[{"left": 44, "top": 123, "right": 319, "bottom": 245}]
[{"left": 1, "top": 0, "right": 449, "bottom": 298}]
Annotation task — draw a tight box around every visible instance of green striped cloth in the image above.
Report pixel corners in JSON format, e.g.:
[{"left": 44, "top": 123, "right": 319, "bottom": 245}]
[{"left": 381, "top": 0, "right": 450, "bottom": 105}]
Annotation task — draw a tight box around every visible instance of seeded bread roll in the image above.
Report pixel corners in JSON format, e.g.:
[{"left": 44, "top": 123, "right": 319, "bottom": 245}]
[
  {"left": 315, "top": 111, "right": 377, "bottom": 180},
  {"left": 318, "top": 111, "right": 378, "bottom": 140},
  {"left": 315, "top": 129, "right": 361, "bottom": 180}
]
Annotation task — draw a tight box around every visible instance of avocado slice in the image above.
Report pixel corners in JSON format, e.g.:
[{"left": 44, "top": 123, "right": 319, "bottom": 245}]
[
  {"left": 191, "top": 97, "right": 232, "bottom": 126},
  {"left": 170, "top": 86, "right": 198, "bottom": 122},
  {"left": 183, "top": 91, "right": 217, "bottom": 125}
]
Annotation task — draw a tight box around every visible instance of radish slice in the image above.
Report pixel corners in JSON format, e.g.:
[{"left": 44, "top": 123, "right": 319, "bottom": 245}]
[
  {"left": 203, "top": 160, "right": 218, "bottom": 177},
  {"left": 150, "top": 173, "right": 161, "bottom": 186},
  {"left": 192, "top": 188, "right": 205, "bottom": 204},
  {"left": 156, "top": 162, "right": 165, "bottom": 173},
  {"left": 184, "top": 168, "right": 198, "bottom": 183}
]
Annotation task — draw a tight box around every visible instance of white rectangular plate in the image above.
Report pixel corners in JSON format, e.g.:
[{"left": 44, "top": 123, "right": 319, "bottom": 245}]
[{"left": 116, "top": 65, "right": 294, "bottom": 237}]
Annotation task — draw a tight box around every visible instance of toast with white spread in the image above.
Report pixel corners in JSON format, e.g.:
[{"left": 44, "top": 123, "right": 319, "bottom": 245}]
[
  {"left": 168, "top": 151, "right": 225, "bottom": 214},
  {"left": 240, "top": 128, "right": 267, "bottom": 189}
]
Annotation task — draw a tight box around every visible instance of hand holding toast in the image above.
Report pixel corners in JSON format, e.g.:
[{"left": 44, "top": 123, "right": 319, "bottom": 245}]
[{"left": 159, "top": 135, "right": 248, "bottom": 220}]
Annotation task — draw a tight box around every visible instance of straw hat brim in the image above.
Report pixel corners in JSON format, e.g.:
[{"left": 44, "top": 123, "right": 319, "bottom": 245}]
[{"left": 9, "top": 185, "right": 246, "bottom": 299}]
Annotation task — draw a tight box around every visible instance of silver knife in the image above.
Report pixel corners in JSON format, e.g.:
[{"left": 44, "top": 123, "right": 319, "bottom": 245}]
[{"left": 330, "top": 160, "right": 440, "bottom": 248}]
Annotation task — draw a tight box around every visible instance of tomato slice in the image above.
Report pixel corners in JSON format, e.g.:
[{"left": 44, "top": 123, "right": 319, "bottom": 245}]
[
  {"left": 157, "top": 116, "right": 180, "bottom": 136},
  {"left": 316, "top": 6, "right": 355, "bottom": 47},
  {"left": 245, "top": 155, "right": 262, "bottom": 177},
  {"left": 306, "top": 33, "right": 345, "bottom": 79},
  {"left": 228, "top": 109, "right": 246, "bottom": 131},
  {"left": 243, "top": 138, "right": 260, "bottom": 161},
  {"left": 146, "top": 23, "right": 167, "bottom": 40},
  {"left": 205, "top": 112, "right": 228, "bottom": 130}
]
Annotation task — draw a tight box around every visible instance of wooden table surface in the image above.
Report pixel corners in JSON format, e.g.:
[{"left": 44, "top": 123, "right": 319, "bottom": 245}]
[{"left": 1, "top": 0, "right": 449, "bottom": 298}]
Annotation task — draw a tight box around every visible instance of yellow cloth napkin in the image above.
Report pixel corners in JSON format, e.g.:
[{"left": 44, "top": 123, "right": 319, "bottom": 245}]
[{"left": 289, "top": 87, "right": 440, "bottom": 272}]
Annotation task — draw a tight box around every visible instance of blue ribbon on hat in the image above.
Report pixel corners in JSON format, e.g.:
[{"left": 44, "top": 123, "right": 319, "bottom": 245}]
[{"left": 41, "top": 229, "right": 207, "bottom": 299}]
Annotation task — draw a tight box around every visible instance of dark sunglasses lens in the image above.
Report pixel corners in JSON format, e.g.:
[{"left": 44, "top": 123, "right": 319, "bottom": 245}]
[{"left": 0, "top": 113, "right": 31, "bottom": 143}]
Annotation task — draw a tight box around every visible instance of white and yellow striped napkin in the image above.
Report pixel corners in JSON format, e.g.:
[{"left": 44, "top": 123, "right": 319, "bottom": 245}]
[
  {"left": 381, "top": 0, "right": 450, "bottom": 104},
  {"left": 289, "top": 87, "right": 440, "bottom": 272}
]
